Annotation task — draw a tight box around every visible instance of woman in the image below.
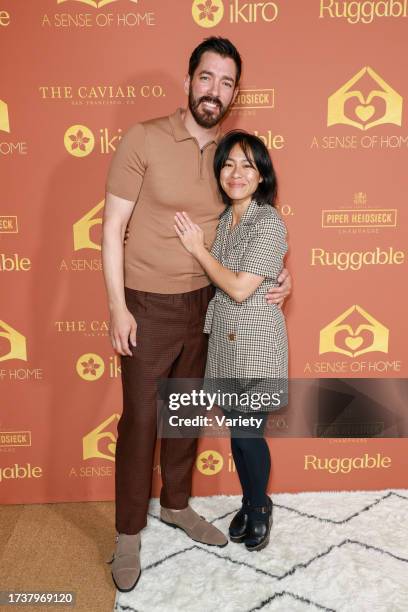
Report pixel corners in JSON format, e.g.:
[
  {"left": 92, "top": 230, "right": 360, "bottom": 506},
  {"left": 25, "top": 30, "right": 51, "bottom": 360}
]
[{"left": 174, "top": 130, "right": 288, "bottom": 552}]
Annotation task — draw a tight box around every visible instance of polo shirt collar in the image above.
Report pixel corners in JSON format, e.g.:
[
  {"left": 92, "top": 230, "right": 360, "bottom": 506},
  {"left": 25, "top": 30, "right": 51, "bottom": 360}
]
[{"left": 169, "top": 108, "right": 221, "bottom": 144}]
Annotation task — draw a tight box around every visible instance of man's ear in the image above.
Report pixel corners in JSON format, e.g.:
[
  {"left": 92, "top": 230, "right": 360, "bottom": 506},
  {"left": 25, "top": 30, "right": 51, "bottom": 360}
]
[{"left": 184, "top": 75, "right": 191, "bottom": 97}]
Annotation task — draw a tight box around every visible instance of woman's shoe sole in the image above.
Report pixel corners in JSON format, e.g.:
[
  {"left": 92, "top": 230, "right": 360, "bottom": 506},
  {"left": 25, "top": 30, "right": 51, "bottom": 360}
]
[{"left": 229, "top": 533, "right": 247, "bottom": 543}]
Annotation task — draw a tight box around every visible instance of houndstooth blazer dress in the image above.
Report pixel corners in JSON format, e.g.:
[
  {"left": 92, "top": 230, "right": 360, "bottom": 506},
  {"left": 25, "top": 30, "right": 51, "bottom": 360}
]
[{"left": 203, "top": 199, "right": 288, "bottom": 412}]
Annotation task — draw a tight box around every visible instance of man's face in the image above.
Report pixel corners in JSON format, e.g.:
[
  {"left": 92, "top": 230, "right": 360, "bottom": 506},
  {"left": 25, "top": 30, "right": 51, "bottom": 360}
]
[{"left": 186, "top": 51, "right": 239, "bottom": 128}]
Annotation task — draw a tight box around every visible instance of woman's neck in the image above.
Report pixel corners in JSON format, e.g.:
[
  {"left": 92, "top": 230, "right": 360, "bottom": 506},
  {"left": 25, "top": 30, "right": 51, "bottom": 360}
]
[{"left": 230, "top": 196, "right": 252, "bottom": 227}]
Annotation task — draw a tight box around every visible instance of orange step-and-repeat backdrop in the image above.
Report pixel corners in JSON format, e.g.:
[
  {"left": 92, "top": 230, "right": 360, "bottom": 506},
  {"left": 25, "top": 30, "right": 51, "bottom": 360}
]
[{"left": 1, "top": 0, "right": 408, "bottom": 504}]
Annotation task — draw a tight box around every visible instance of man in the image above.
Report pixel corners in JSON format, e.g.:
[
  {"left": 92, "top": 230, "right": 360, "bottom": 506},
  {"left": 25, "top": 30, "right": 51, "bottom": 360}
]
[{"left": 102, "top": 37, "right": 291, "bottom": 592}]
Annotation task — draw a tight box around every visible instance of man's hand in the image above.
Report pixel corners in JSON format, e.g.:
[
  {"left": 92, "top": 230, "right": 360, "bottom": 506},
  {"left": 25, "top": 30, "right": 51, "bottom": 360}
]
[
  {"left": 109, "top": 306, "right": 137, "bottom": 356},
  {"left": 266, "top": 267, "right": 292, "bottom": 307}
]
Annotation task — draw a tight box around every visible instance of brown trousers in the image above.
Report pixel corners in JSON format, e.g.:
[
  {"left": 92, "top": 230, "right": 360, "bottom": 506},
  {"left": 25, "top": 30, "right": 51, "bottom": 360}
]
[{"left": 115, "top": 284, "right": 214, "bottom": 534}]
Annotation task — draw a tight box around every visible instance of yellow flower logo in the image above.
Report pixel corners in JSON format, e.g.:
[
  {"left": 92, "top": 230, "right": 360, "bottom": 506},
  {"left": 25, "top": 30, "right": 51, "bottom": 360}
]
[
  {"left": 192, "top": 0, "right": 224, "bottom": 28},
  {"left": 76, "top": 353, "right": 105, "bottom": 381},
  {"left": 64, "top": 124, "right": 95, "bottom": 157},
  {"left": 196, "top": 450, "right": 224, "bottom": 475}
]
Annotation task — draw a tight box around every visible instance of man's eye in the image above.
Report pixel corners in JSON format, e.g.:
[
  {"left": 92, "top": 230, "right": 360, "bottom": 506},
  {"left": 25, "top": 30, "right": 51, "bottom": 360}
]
[
  {"left": 223, "top": 82, "right": 232, "bottom": 88},
  {"left": 200, "top": 76, "right": 209, "bottom": 81}
]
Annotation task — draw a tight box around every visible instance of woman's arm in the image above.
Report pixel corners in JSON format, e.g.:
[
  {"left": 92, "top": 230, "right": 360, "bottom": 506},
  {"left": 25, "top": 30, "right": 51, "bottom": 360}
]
[{"left": 174, "top": 212, "right": 264, "bottom": 303}]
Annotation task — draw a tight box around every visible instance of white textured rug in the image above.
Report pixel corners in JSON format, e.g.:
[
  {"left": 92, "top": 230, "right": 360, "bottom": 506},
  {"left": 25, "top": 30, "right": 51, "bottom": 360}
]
[{"left": 114, "top": 490, "right": 408, "bottom": 612}]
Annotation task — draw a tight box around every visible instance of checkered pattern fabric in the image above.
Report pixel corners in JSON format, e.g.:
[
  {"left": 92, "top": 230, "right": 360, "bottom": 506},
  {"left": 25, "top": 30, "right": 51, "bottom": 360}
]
[{"left": 203, "top": 200, "right": 288, "bottom": 412}]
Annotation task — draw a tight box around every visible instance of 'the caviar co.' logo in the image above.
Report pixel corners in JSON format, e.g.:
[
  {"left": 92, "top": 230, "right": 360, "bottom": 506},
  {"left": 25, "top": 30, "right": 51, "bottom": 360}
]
[
  {"left": 192, "top": 0, "right": 279, "bottom": 27},
  {"left": 196, "top": 450, "right": 224, "bottom": 475}
]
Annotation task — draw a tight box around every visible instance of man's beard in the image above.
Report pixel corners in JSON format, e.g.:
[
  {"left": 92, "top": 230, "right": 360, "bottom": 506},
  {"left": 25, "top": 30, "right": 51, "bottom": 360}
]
[{"left": 188, "top": 87, "right": 230, "bottom": 128}]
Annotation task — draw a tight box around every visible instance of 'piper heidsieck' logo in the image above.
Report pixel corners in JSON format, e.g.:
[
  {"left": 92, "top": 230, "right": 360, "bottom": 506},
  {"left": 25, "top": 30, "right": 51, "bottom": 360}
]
[
  {"left": 0, "top": 100, "right": 10, "bottom": 133},
  {"left": 327, "top": 66, "right": 403, "bottom": 130},
  {"left": 319, "top": 305, "right": 389, "bottom": 358},
  {"left": 73, "top": 201, "right": 104, "bottom": 251},
  {"left": 82, "top": 414, "right": 119, "bottom": 462},
  {"left": 0, "top": 320, "right": 27, "bottom": 363}
]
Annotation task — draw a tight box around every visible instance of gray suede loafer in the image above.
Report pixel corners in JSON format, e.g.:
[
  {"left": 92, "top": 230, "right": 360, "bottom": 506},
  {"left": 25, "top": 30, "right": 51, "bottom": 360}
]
[
  {"left": 109, "top": 533, "right": 141, "bottom": 592},
  {"left": 160, "top": 505, "right": 228, "bottom": 547}
]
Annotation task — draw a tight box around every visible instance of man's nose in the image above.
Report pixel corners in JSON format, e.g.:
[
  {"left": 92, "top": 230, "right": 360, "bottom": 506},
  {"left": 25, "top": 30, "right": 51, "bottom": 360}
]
[{"left": 208, "top": 79, "right": 221, "bottom": 99}]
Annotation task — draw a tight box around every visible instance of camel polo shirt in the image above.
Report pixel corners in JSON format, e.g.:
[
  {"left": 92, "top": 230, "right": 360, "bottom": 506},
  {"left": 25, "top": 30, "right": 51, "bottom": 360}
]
[{"left": 106, "top": 108, "right": 225, "bottom": 294}]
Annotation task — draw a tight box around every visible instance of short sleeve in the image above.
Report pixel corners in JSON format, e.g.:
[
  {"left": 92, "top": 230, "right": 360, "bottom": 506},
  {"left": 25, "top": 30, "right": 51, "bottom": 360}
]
[
  {"left": 106, "top": 123, "right": 147, "bottom": 202},
  {"left": 239, "top": 213, "right": 287, "bottom": 279}
]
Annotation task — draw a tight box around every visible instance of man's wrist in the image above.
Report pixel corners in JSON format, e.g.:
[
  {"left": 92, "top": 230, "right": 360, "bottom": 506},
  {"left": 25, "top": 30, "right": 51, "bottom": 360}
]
[{"left": 109, "top": 301, "right": 127, "bottom": 313}]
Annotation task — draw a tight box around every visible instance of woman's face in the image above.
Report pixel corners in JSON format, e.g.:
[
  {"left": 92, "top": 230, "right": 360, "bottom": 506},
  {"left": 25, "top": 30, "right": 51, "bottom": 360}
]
[{"left": 220, "top": 143, "right": 262, "bottom": 204}]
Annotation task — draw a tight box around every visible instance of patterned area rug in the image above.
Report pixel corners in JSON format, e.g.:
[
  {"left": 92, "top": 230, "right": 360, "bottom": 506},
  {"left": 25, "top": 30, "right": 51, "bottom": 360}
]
[{"left": 114, "top": 490, "right": 408, "bottom": 612}]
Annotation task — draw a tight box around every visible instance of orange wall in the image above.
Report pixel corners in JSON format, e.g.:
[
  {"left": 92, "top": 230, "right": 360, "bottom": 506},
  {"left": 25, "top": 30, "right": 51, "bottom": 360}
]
[{"left": 1, "top": 0, "right": 407, "bottom": 503}]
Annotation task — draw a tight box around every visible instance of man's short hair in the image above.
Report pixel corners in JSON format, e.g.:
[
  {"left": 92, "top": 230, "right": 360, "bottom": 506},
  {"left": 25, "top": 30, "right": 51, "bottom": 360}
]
[{"left": 188, "top": 37, "right": 242, "bottom": 85}]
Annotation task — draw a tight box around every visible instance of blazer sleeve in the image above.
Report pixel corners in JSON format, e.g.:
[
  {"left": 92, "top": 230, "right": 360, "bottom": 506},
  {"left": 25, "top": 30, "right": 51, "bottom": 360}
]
[
  {"left": 238, "top": 213, "right": 287, "bottom": 280},
  {"left": 210, "top": 220, "right": 225, "bottom": 262}
]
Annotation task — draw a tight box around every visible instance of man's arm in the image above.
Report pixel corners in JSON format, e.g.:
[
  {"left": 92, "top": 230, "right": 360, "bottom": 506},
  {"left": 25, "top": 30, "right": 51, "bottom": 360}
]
[
  {"left": 266, "top": 267, "right": 292, "bottom": 306},
  {"left": 102, "top": 192, "right": 137, "bottom": 356}
]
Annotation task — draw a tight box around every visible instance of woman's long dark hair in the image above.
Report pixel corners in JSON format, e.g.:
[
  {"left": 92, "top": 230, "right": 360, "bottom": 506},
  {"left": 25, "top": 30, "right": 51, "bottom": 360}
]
[{"left": 214, "top": 130, "right": 277, "bottom": 207}]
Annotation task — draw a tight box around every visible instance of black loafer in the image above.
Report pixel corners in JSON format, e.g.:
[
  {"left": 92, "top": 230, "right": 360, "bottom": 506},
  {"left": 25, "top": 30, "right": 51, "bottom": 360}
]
[
  {"left": 244, "top": 497, "right": 273, "bottom": 552},
  {"left": 229, "top": 497, "right": 250, "bottom": 543}
]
